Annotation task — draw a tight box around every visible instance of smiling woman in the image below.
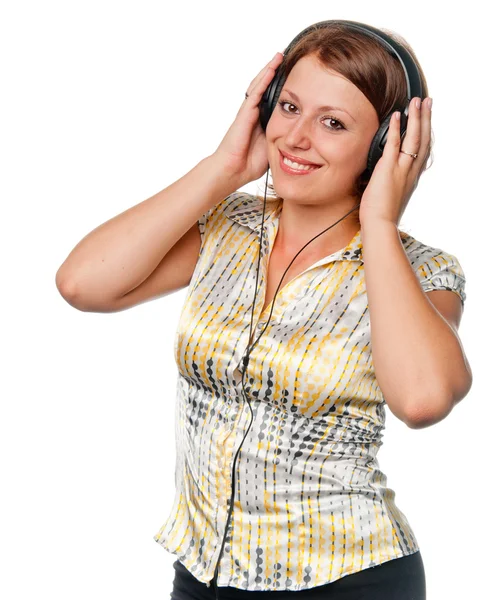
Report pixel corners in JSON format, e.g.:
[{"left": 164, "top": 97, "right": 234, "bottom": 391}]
[
  {"left": 265, "top": 53, "right": 382, "bottom": 232},
  {"left": 56, "top": 17, "right": 469, "bottom": 600},
  {"left": 257, "top": 23, "right": 433, "bottom": 226}
]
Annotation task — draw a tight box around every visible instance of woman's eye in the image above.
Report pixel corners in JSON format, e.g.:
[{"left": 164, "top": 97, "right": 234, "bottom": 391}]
[
  {"left": 278, "top": 100, "right": 345, "bottom": 131},
  {"left": 322, "top": 117, "right": 344, "bottom": 131},
  {"left": 279, "top": 101, "right": 296, "bottom": 113}
]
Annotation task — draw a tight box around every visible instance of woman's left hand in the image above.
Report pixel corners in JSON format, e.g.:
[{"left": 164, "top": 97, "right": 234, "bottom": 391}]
[{"left": 358, "top": 96, "right": 432, "bottom": 228}]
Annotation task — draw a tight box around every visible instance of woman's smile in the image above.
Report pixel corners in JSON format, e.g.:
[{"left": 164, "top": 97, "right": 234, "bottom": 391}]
[{"left": 278, "top": 149, "right": 322, "bottom": 176}]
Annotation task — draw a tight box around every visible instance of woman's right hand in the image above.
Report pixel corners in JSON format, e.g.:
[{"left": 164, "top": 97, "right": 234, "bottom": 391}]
[{"left": 211, "top": 52, "right": 284, "bottom": 187}]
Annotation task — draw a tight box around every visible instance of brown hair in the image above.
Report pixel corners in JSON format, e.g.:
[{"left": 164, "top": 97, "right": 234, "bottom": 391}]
[{"left": 255, "top": 22, "right": 434, "bottom": 226}]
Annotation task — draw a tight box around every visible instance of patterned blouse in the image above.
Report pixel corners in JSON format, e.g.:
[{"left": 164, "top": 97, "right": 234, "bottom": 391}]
[{"left": 153, "top": 191, "right": 466, "bottom": 591}]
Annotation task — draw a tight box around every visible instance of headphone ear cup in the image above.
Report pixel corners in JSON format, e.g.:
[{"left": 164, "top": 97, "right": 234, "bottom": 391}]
[
  {"left": 260, "top": 68, "right": 286, "bottom": 131},
  {"left": 367, "top": 114, "right": 392, "bottom": 173}
]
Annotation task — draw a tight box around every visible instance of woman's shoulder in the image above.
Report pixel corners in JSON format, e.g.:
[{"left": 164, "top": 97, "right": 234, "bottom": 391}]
[
  {"left": 397, "top": 228, "right": 467, "bottom": 304},
  {"left": 198, "top": 191, "right": 253, "bottom": 240},
  {"left": 201, "top": 191, "right": 262, "bottom": 224},
  {"left": 200, "top": 191, "right": 281, "bottom": 233},
  {"left": 398, "top": 228, "right": 462, "bottom": 268}
]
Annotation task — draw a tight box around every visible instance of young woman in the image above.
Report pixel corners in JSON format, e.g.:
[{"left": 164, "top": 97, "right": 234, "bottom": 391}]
[{"left": 56, "top": 20, "right": 471, "bottom": 600}]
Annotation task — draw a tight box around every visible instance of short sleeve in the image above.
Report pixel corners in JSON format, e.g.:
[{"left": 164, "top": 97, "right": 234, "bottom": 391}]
[
  {"left": 413, "top": 246, "right": 467, "bottom": 306},
  {"left": 197, "top": 205, "right": 213, "bottom": 243},
  {"left": 197, "top": 191, "right": 244, "bottom": 245}
]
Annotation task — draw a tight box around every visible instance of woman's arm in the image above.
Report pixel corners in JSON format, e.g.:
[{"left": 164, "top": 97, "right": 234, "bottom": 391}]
[
  {"left": 55, "top": 155, "right": 241, "bottom": 307},
  {"left": 361, "top": 219, "right": 472, "bottom": 429}
]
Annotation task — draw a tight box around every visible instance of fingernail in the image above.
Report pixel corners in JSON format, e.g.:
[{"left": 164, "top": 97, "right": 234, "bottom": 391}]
[
  {"left": 427, "top": 97, "right": 433, "bottom": 110},
  {"left": 415, "top": 98, "right": 421, "bottom": 110}
]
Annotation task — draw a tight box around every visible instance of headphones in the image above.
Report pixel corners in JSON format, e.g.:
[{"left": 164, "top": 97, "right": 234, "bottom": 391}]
[
  {"left": 241, "top": 19, "right": 426, "bottom": 367},
  {"left": 259, "top": 19, "right": 424, "bottom": 177},
  {"left": 212, "top": 22, "right": 426, "bottom": 594}
]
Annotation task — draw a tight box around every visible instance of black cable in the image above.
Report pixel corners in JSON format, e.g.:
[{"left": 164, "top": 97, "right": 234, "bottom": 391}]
[
  {"left": 215, "top": 169, "right": 361, "bottom": 600},
  {"left": 240, "top": 166, "right": 360, "bottom": 379}
]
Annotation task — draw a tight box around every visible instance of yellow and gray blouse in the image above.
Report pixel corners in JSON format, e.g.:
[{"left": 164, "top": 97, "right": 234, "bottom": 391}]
[{"left": 153, "top": 192, "right": 466, "bottom": 591}]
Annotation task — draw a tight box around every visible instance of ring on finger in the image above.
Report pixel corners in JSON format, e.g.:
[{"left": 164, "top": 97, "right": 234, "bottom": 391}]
[{"left": 400, "top": 149, "right": 418, "bottom": 159}]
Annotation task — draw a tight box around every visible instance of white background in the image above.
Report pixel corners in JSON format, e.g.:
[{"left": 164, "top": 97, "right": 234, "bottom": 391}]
[{"left": 1, "top": 1, "right": 490, "bottom": 598}]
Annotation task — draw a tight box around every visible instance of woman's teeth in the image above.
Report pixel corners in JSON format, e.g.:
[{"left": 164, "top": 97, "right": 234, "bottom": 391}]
[{"left": 282, "top": 156, "right": 319, "bottom": 171}]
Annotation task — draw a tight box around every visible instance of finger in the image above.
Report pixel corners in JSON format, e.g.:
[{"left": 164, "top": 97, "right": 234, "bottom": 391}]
[
  {"left": 246, "top": 61, "right": 282, "bottom": 105},
  {"left": 383, "top": 109, "right": 403, "bottom": 163},
  {"left": 245, "top": 53, "right": 284, "bottom": 99},
  {"left": 247, "top": 52, "right": 284, "bottom": 96},
  {"left": 418, "top": 97, "right": 432, "bottom": 167},
  {"left": 398, "top": 97, "right": 422, "bottom": 166}
]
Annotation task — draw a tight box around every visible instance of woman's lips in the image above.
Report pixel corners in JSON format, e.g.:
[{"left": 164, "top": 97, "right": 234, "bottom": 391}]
[{"left": 278, "top": 151, "right": 322, "bottom": 176}]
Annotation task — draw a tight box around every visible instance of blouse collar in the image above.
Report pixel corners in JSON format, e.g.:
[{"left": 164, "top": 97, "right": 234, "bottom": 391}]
[{"left": 226, "top": 195, "right": 365, "bottom": 264}]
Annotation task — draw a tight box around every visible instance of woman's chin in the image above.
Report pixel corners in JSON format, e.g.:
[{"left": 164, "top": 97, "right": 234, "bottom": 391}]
[{"left": 271, "top": 175, "right": 315, "bottom": 201}]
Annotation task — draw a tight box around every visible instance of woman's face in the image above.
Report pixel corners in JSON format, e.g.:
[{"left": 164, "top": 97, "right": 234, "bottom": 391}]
[{"left": 265, "top": 53, "right": 380, "bottom": 206}]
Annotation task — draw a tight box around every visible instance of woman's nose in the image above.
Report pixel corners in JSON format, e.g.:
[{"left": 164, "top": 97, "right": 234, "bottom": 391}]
[{"left": 283, "top": 118, "right": 312, "bottom": 149}]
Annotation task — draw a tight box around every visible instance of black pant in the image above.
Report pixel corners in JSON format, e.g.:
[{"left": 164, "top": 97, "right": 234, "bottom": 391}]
[{"left": 170, "top": 551, "right": 426, "bottom": 599}]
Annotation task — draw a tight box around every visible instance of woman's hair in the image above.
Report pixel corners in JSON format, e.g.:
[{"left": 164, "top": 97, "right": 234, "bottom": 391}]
[{"left": 255, "top": 22, "right": 434, "bottom": 226}]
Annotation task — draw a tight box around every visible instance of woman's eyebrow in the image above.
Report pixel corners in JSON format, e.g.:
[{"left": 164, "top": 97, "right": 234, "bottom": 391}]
[{"left": 282, "top": 88, "right": 355, "bottom": 121}]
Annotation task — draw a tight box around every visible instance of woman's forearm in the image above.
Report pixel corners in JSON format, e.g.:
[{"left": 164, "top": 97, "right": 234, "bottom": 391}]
[
  {"left": 55, "top": 154, "right": 240, "bottom": 304},
  {"left": 361, "top": 219, "right": 471, "bottom": 428}
]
